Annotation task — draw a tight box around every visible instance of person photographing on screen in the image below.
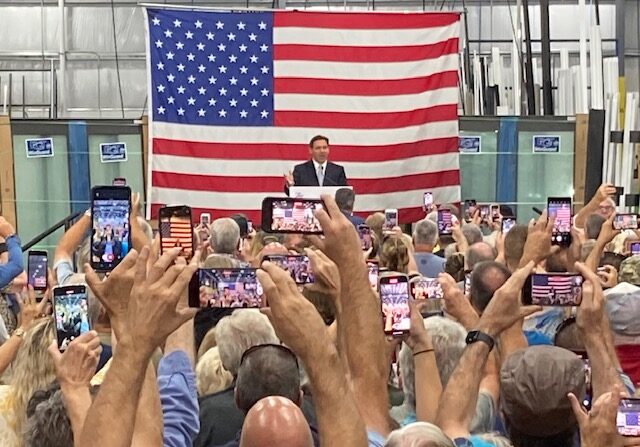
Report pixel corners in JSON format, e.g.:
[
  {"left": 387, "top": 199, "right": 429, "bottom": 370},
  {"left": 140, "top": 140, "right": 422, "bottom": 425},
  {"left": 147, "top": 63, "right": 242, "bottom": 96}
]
[{"left": 284, "top": 135, "right": 348, "bottom": 193}]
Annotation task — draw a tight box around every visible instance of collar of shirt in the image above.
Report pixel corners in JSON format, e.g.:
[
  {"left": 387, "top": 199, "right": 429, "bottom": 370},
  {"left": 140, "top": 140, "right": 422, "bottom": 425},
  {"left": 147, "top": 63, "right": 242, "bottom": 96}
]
[{"left": 312, "top": 160, "right": 325, "bottom": 173}]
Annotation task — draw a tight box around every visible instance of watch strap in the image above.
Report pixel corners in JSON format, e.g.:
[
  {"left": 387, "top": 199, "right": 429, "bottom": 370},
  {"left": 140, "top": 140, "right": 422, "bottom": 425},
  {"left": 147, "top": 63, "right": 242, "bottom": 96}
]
[{"left": 466, "top": 330, "right": 495, "bottom": 351}]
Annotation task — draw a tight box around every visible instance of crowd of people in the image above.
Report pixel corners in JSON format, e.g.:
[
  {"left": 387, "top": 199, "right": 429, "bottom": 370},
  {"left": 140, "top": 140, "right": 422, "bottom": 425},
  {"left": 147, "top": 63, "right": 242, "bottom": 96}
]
[{"left": 0, "top": 182, "right": 637, "bottom": 447}]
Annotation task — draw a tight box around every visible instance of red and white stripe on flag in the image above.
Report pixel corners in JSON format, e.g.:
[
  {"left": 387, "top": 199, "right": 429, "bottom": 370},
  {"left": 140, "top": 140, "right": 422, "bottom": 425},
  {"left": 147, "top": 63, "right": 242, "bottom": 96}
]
[{"left": 147, "top": 9, "right": 461, "bottom": 223}]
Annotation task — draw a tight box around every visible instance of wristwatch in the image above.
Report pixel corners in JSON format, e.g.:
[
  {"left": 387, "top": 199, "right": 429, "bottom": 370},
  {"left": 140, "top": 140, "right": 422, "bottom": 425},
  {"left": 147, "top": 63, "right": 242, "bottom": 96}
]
[
  {"left": 465, "top": 330, "right": 495, "bottom": 351},
  {"left": 13, "top": 327, "right": 25, "bottom": 338}
]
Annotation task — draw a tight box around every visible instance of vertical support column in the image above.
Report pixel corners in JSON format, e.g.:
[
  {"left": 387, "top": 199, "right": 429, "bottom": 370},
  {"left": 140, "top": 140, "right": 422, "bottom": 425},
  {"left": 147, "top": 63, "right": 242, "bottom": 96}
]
[
  {"left": 67, "top": 122, "right": 90, "bottom": 214},
  {"left": 496, "top": 117, "right": 518, "bottom": 207},
  {"left": 0, "top": 116, "right": 16, "bottom": 227},
  {"left": 140, "top": 115, "right": 149, "bottom": 215},
  {"left": 540, "top": 0, "right": 553, "bottom": 115},
  {"left": 574, "top": 114, "right": 589, "bottom": 210}
]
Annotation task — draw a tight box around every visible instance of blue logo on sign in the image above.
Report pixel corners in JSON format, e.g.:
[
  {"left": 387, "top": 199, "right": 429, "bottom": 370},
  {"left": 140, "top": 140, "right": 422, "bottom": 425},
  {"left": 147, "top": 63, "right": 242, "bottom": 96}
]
[
  {"left": 25, "top": 138, "right": 54, "bottom": 158},
  {"left": 533, "top": 136, "right": 560, "bottom": 153},
  {"left": 459, "top": 136, "right": 481, "bottom": 153},
  {"left": 100, "top": 142, "right": 127, "bottom": 162}
]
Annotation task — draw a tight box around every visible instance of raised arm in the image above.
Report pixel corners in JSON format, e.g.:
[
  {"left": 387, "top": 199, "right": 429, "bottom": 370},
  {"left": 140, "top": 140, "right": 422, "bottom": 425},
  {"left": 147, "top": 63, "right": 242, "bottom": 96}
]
[
  {"left": 518, "top": 210, "right": 558, "bottom": 268},
  {"left": 585, "top": 214, "right": 620, "bottom": 273},
  {"left": 436, "top": 262, "right": 540, "bottom": 439},
  {"left": 574, "top": 183, "right": 617, "bottom": 229},
  {"left": 54, "top": 212, "right": 91, "bottom": 263},
  {"left": 258, "top": 261, "right": 367, "bottom": 447},
  {"left": 0, "top": 217, "right": 23, "bottom": 288},
  {"left": 309, "top": 195, "right": 391, "bottom": 437},
  {"left": 80, "top": 247, "right": 198, "bottom": 447}
]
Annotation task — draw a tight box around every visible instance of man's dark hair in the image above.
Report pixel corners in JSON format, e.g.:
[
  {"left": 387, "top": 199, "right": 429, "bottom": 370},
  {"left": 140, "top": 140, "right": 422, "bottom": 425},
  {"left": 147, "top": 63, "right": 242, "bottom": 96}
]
[
  {"left": 506, "top": 424, "right": 576, "bottom": 447},
  {"left": 235, "top": 345, "right": 300, "bottom": 413},
  {"left": 309, "top": 135, "right": 329, "bottom": 147},
  {"left": 504, "top": 225, "right": 529, "bottom": 270},
  {"left": 599, "top": 251, "right": 627, "bottom": 271},
  {"left": 24, "top": 382, "right": 73, "bottom": 447},
  {"left": 585, "top": 213, "right": 606, "bottom": 240},
  {"left": 335, "top": 188, "right": 355, "bottom": 213},
  {"left": 470, "top": 261, "right": 511, "bottom": 313},
  {"left": 466, "top": 242, "right": 496, "bottom": 270}
]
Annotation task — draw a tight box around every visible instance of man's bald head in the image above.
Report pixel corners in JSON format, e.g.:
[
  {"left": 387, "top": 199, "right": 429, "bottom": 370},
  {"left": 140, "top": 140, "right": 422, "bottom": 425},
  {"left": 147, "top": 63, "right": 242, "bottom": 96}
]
[
  {"left": 239, "top": 396, "right": 313, "bottom": 447},
  {"left": 465, "top": 242, "right": 496, "bottom": 271}
]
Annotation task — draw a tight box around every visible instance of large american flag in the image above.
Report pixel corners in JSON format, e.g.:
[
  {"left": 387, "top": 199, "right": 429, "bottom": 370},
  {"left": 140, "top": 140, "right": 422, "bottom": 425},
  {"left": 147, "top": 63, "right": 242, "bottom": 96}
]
[{"left": 145, "top": 7, "right": 461, "bottom": 223}]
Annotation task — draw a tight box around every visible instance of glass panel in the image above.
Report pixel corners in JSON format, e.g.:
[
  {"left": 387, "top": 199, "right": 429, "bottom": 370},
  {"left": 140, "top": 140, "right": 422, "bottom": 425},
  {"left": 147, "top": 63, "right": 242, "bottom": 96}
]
[
  {"left": 459, "top": 130, "right": 498, "bottom": 203},
  {"left": 12, "top": 134, "right": 71, "bottom": 256},
  {"left": 516, "top": 131, "right": 575, "bottom": 222},
  {"left": 87, "top": 134, "right": 144, "bottom": 196}
]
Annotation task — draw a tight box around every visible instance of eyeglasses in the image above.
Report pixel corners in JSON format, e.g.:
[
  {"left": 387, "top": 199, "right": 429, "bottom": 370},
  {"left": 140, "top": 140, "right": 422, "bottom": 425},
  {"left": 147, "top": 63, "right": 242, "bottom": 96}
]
[{"left": 239, "top": 343, "right": 299, "bottom": 369}]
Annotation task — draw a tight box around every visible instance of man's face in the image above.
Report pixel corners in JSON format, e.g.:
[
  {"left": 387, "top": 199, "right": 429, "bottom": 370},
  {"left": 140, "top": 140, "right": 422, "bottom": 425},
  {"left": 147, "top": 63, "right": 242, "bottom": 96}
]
[
  {"left": 597, "top": 198, "right": 615, "bottom": 218},
  {"left": 309, "top": 139, "right": 329, "bottom": 164}
]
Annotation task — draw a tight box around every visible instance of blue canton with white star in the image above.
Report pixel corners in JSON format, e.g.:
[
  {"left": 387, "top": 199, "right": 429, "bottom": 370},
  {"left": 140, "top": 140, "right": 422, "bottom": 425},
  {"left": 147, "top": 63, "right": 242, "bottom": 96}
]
[{"left": 148, "top": 9, "right": 274, "bottom": 126}]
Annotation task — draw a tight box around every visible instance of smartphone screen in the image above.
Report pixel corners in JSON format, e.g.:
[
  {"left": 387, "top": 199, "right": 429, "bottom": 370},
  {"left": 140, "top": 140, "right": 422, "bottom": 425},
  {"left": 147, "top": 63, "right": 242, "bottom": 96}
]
[
  {"left": 112, "top": 177, "right": 127, "bottom": 186},
  {"left": 523, "top": 273, "right": 583, "bottom": 306},
  {"left": 629, "top": 241, "right": 640, "bottom": 255},
  {"left": 91, "top": 186, "right": 131, "bottom": 271},
  {"left": 614, "top": 214, "right": 639, "bottom": 230},
  {"left": 464, "top": 199, "right": 477, "bottom": 222},
  {"left": 159, "top": 205, "right": 194, "bottom": 260},
  {"left": 380, "top": 275, "right": 410, "bottom": 336},
  {"left": 358, "top": 225, "right": 372, "bottom": 250},
  {"left": 423, "top": 192, "right": 434, "bottom": 211},
  {"left": 478, "top": 204, "right": 490, "bottom": 220},
  {"left": 200, "top": 213, "right": 211, "bottom": 226},
  {"left": 491, "top": 204, "right": 500, "bottom": 221},
  {"left": 547, "top": 197, "right": 572, "bottom": 246},
  {"left": 261, "top": 198, "right": 323, "bottom": 234},
  {"left": 27, "top": 251, "right": 48, "bottom": 292},
  {"left": 189, "top": 268, "right": 262, "bottom": 308},
  {"left": 410, "top": 277, "right": 443, "bottom": 300},
  {"left": 502, "top": 217, "right": 516, "bottom": 234},
  {"left": 54, "top": 285, "right": 90, "bottom": 351},
  {"left": 437, "top": 209, "right": 453, "bottom": 235},
  {"left": 367, "top": 261, "right": 379, "bottom": 291},
  {"left": 464, "top": 273, "right": 471, "bottom": 295},
  {"left": 263, "top": 255, "right": 314, "bottom": 284},
  {"left": 247, "top": 220, "right": 253, "bottom": 233},
  {"left": 618, "top": 398, "right": 640, "bottom": 436},
  {"left": 383, "top": 209, "right": 398, "bottom": 233}
]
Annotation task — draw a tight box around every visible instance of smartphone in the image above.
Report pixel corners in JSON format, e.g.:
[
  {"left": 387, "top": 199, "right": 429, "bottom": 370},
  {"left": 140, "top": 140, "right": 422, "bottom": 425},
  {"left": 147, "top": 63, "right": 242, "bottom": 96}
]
[
  {"left": 464, "top": 272, "right": 471, "bottom": 295},
  {"left": 263, "top": 254, "right": 314, "bottom": 284},
  {"left": 618, "top": 398, "right": 640, "bottom": 436},
  {"left": 53, "top": 285, "right": 90, "bottom": 351},
  {"left": 547, "top": 197, "right": 572, "bottom": 247},
  {"left": 91, "top": 186, "right": 131, "bottom": 271},
  {"left": 614, "top": 214, "right": 639, "bottom": 230},
  {"left": 247, "top": 220, "right": 253, "bottom": 233},
  {"left": 491, "top": 204, "right": 500, "bottom": 222},
  {"left": 380, "top": 274, "right": 410, "bottom": 336},
  {"left": 501, "top": 217, "right": 516, "bottom": 234},
  {"left": 522, "top": 273, "right": 583, "bottom": 306},
  {"left": 463, "top": 199, "right": 477, "bottom": 222},
  {"left": 383, "top": 209, "right": 398, "bottom": 233},
  {"left": 410, "top": 277, "right": 443, "bottom": 300},
  {"left": 367, "top": 261, "right": 379, "bottom": 291},
  {"left": 189, "top": 268, "right": 262, "bottom": 308},
  {"left": 627, "top": 241, "right": 640, "bottom": 255},
  {"left": 159, "top": 205, "right": 194, "bottom": 260},
  {"left": 437, "top": 209, "right": 453, "bottom": 235},
  {"left": 112, "top": 177, "right": 127, "bottom": 186},
  {"left": 261, "top": 197, "right": 323, "bottom": 234},
  {"left": 27, "top": 250, "right": 48, "bottom": 292},
  {"left": 200, "top": 213, "right": 211, "bottom": 226},
  {"left": 582, "top": 357, "right": 592, "bottom": 411},
  {"left": 423, "top": 192, "right": 434, "bottom": 212},
  {"left": 478, "top": 204, "right": 490, "bottom": 221},
  {"left": 358, "top": 224, "right": 373, "bottom": 250}
]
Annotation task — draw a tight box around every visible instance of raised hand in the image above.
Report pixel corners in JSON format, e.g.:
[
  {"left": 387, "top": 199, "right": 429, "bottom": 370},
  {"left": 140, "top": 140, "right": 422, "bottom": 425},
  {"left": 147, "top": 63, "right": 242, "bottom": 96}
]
[
  {"left": 574, "top": 262, "right": 606, "bottom": 332},
  {"left": 438, "top": 272, "right": 478, "bottom": 328},
  {"left": 568, "top": 384, "right": 623, "bottom": 447},
  {"left": 520, "top": 210, "right": 558, "bottom": 267},
  {"left": 17, "top": 285, "right": 50, "bottom": 331},
  {"left": 477, "top": 261, "right": 541, "bottom": 338},
  {"left": 304, "top": 248, "right": 341, "bottom": 304},
  {"left": 48, "top": 330, "right": 102, "bottom": 389}
]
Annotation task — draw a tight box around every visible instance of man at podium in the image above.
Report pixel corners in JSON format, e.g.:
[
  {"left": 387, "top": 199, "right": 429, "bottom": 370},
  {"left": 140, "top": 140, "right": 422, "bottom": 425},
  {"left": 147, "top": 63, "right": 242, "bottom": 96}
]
[{"left": 284, "top": 135, "right": 348, "bottom": 192}]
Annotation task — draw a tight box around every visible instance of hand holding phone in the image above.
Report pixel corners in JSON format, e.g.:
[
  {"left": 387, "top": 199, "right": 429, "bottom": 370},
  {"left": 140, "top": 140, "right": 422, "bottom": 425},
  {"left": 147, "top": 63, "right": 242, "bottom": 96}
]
[
  {"left": 547, "top": 197, "right": 572, "bottom": 247},
  {"left": 501, "top": 217, "right": 516, "bottom": 234},
  {"left": 91, "top": 186, "right": 132, "bottom": 271},
  {"left": 54, "top": 285, "right": 90, "bottom": 351},
  {"left": 380, "top": 274, "right": 410, "bottom": 336},
  {"left": 159, "top": 205, "right": 194, "bottom": 260},
  {"left": 522, "top": 273, "right": 583, "bottom": 306}
]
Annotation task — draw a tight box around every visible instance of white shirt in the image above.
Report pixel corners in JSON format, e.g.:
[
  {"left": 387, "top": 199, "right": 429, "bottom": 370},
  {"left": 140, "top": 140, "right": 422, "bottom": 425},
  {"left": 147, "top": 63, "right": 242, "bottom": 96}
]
[{"left": 312, "top": 159, "right": 326, "bottom": 174}]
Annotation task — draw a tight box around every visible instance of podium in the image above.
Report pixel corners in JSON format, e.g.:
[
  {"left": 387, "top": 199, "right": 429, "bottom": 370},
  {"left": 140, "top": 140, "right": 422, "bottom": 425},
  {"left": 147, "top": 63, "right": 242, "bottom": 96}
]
[{"left": 289, "top": 186, "right": 352, "bottom": 199}]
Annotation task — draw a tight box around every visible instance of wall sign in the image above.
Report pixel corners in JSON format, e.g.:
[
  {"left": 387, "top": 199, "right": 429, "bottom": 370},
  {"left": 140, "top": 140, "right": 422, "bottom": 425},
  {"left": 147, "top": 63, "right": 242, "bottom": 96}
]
[
  {"left": 458, "top": 136, "right": 481, "bottom": 154},
  {"left": 533, "top": 135, "right": 561, "bottom": 153},
  {"left": 25, "top": 138, "right": 54, "bottom": 158},
  {"left": 100, "top": 142, "right": 128, "bottom": 163}
]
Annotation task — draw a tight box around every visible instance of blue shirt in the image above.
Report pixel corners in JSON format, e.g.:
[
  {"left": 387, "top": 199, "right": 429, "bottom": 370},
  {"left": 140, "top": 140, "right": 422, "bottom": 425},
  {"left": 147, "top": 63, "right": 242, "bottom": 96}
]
[
  {"left": 414, "top": 252, "right": 445, "bottom": 278},
  {"left": 367, "top": 430, "right": 386, "bottom": 447},
  {"left": 0, "top": 235, "right": 23, "bottom": 290},
  {"left": 158, "top": 350, "right": 200, "bottom": 447}
]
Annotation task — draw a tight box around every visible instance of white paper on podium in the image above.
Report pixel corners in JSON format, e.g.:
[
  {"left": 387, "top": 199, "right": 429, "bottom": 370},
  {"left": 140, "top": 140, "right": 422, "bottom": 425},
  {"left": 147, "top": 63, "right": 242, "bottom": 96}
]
[{"left": 289, "top": 186, "right": 353, "bottom": 199}]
